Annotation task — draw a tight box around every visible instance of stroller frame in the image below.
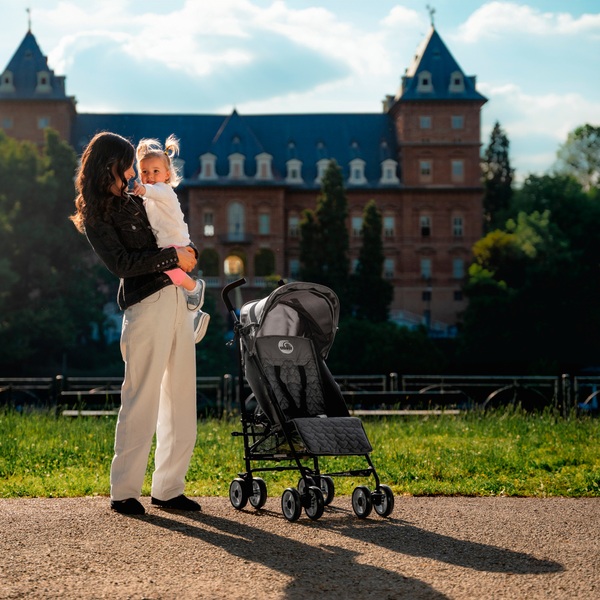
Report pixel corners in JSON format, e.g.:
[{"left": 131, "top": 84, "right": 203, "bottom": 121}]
[{"left": 222, "top": 278, "right": 394, "bottom": 522}]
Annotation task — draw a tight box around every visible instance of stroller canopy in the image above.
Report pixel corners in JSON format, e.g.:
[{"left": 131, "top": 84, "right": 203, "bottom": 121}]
[{"left": 240, "top": 282, "right": 340, "bottom": 359}]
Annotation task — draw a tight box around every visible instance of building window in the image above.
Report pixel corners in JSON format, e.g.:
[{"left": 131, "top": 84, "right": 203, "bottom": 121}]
[
  {"left": 255, "top": 153, "right": 273, "bottom": 181},
  {"left": 228, "top": 202, "right": 245, "bottom": 241},
  {"left": 35, "top": 71, "right": 52, "bottom": 93},
  {"left": 203, "top": 211, "right": 214, "bottom": 237},
  {"left": 419, "top": 115, "right": 431, "bottom": 129},
  {"left": 352, "top": 258, "right": 359, "bottom": 273},
  {"left": 451, "top": 160, "right": 464, "bottom": 182},
  {"left": 454, "top": 290, "right": 464, "bottom": 301},
  {"left": 348, "top": 158, "right": 366, "bottom": 185},
  {"left": 383, "top": 216, "right": 395, "bottom": 238},
  {"left": 452, "top": 258, "right": 465, "bottom": 279},
  {"left": 38, "top": 116, "right": 50, "bottom": 129},
  {"left": 228, "top": 153, "right": 245, "bottom": 179},
  {"left": 453, "top": 216, "right": 464, "bottom": 237},
  {"left": 289, "top": 259, "right": 300, "bottom": 279},
  {"left": 315, "top": 159, "right": 330, "bottom": 184},
  {"left": 384, "top": 258, "right": 394, "bottom": 279},
  {"left": 224, "top": 255, "right": 244, "bottom": 276},
  {"left": 449, "top": 71, "right": 465, "bottom": 92},
  {"left": 420, "top": 258, "right": 432, "bottom": 279},
  {"left": 380, "top": 159, "right": 399, "bottom": 184},
  {"left": 288, "top": 215, "right": 299, "bottom": 238},
  {"left": 199, "top": 153, "right": 217, "bottom": 180},
  {"left": 451, "top": 115, "right": 464, "bottom": 129},
  {"left": 258, "top": 213, "right": 270, "bottom": 235},
  {"left": 417, "top": 71, "right": 433, "bottom": 92},
  {"left": 254, "top": 248, "right": 275, "bottom": 276},
  {"left": 0, "top": 70, "right": 15, "bottom": 92},
  {"left": 422, "top": 290, "right": 432, "bottom": 302},
  {"left": 2, "top": 117, "right": 13, "bottom": 129},
  {"left": 285, "top": 159, "right": 303, "bottom": 183},
  {"left": 419, "top": 160, "right": 432, "bottom": 182},
  {"left": 352, "top": 216, "right": 363, "bottom": 238},
  {"left": 420, "top": 216, "right": 431, "bottom": 237}
]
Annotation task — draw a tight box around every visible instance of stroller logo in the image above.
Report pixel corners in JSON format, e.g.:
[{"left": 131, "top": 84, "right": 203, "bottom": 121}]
[{"left": 278, "top": 340, "right": 294, "bottom": 354}]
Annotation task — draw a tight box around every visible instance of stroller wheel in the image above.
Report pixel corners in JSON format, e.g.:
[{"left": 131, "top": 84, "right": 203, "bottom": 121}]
[
  {"left": 249, "top": 477, "right": 268, "bottom": 509},
  {"left": 229, "top": 478, "right": 249, "bottom": 510},
  {"left": 304, "top": 486, "right": 325, "bottom": 521},
  {"left": 316, "top": 475, "right": 335, "bottom": 505},
  {"left": 297, "top": 476, "right": 316, "bottom": 496},
  {"left": 373, "top": 484, "right": 395, "bottom": 517},
  {"left": 281, "top": 488, "right": 302, "bottom": 522},
  {"left": 352, "top": 485, "right": 373, "bottom": 519}
]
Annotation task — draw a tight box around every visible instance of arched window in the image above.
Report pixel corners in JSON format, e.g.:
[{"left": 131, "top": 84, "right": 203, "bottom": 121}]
[
  {"left": 224, "top": 254, "right": 245, "bottom": 276},
  {"left": 254, "top": 248, "right": 276, "bottom": 277},
  {"left": 198, "top": 248, "right": 220, "bottom": 277}
]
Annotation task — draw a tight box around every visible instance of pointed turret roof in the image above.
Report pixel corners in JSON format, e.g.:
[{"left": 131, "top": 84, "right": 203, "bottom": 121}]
[
  {"left": 397, "top": 27, "right": 486, "bottom": 102},
  {"left": 0, "top": 30, "right": 69, "bottom": 99}
]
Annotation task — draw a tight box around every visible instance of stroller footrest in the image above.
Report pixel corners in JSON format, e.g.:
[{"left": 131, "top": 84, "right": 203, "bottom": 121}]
[{"left": 291, "top": 416, "right": 373, "bottom": 455}]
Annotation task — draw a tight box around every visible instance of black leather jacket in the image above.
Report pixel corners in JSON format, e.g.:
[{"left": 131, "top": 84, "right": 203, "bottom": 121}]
[{"left": 85, "top": 194, "right": 195, "bottom": 309}]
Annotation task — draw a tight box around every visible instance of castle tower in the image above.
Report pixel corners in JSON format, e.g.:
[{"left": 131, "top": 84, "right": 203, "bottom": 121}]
[{"left": 0, "top": 28, "right": 76, "bottom": 145}]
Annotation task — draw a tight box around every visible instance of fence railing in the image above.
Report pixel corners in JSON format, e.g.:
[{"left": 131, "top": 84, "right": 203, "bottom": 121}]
[{"left": 1, "top": 373, "right": 598, "bottom": 416}]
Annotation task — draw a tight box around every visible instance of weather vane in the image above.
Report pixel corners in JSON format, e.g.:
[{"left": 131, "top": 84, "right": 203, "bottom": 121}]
[
  {"left": 27, "top": 7, "right": 31, "bottom": 31},
  {"left": 426, "top": 4, "right": 436, "bottom": 27}
]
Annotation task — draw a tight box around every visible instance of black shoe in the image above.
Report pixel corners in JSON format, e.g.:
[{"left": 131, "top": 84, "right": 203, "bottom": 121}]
[
  {"left": 111, "top": 498, "right": 145, "bottom": 515},
  {"left": 151, "top": 494, "right": 201, "bottom": 511}
]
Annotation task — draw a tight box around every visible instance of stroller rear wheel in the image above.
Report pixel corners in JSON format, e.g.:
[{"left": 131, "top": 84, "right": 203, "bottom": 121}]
[
  {"left": 281, "top": 488, "right": 302, "bottom": 522},
  {"left": 249, "top": 477, "right": 268, "bottom": 509},
  {"left": 316, "top": 475, "right": 335, "bottom": 505},
  {"left": 372, "top": 484, "right": 394, "bottom": 517},
  {"left": 229, "top": 478, "right": 249, "bottom": 510},
  {"left": 352, "top": 485, "right": 373, "bottom": 519},
  {"left": 304, "top": 486, "right": 325, "bottom": 521}
]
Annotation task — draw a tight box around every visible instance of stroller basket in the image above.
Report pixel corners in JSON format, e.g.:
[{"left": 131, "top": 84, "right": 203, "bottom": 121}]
[{"left": 222, "top": 278, "right": 394, "bottom": 522}]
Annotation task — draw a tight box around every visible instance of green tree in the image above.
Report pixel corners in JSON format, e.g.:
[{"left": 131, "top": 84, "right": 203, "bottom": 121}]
[
  {"left": 299, "top": 160, "right": 350, "bottom": 311},
  {"left": 481, "top": 121, "right": 513, "bottom": 231},
  {"left": 0, "top": 129, "right": 105, "bottom": 375},
  {"left": 350, "top": 199, "right": 393, "bottom": 321},
  {"left": 555, "top": 124, "right": 600, "bottom": 191}
]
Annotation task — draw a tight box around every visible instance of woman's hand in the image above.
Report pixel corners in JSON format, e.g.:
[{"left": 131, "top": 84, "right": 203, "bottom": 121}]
[{"left": 176, "top": 246, "right": 197, "bottom": 272}]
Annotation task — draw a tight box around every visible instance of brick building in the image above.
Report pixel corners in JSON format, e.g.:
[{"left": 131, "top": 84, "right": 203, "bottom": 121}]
[{"left": 0, "top": 25, "right": 487, "bottom": 334}]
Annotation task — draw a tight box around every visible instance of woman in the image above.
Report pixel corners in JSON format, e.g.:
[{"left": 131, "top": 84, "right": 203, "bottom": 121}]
[{"left": 71, "top": 131, "right": 201, "bottom": 515}]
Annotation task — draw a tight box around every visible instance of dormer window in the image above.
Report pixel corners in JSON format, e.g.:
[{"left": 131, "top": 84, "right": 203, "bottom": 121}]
[
  {"left": 417, "top": 70, "right": 433, "bottom": 92},
  {"left": 199, "top": 153, "right": 217, "bottom": 180},
  {"left": 228, "top": 152, "right": 246, "bottom": 179},
  {"left": 35, "top": 71, "right": 52, "bottom": 94},
  {"left": 0, "top": 70, "right": 15, "bottom": 93},
  {"left": 348, "top": 158, "right": 366, "bottom": 185},
  {"left": 255, "top": 153, "right": 273, "bottom": 181},
  {"left": 315, "top": 158, "right": 330, "bottom": 184},
  {"left": 285, "top": 158, "right": 303, "bottom": 184},
  {"left": 380, "top": 159, "right": 399, "bottom": 185},
  {"left": 449, "top": 71, "right": 465, "bottom": 93}
]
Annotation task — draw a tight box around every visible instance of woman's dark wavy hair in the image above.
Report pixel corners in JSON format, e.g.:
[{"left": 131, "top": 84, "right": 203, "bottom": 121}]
[{"left": 71, "top": 131, "right": 135, "bottom": 233}]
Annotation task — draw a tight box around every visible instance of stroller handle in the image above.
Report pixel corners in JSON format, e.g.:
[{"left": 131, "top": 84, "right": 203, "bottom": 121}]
[{"left": 222, "top": 278, "right": 247, "bottom": 313}]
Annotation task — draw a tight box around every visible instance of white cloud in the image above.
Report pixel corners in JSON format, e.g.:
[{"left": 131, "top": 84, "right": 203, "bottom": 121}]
[{"left": 456, "top": 1, "right": 600, "bottom": 43}]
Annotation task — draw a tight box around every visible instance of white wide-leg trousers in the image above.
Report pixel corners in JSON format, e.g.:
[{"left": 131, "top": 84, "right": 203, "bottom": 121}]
[{"left": 111, "top": 286, "right": 197, "bottom": 501}]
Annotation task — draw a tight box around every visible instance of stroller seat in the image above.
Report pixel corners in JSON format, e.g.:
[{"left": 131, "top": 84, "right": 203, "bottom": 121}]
[{"left": 255, "top": 335, "right": 372, "bottom": 456}]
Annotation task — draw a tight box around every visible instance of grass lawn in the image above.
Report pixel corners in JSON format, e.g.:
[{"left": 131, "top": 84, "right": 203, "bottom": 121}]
[{"left": 0, "top": 407, "right": 598, "bottom": 498}]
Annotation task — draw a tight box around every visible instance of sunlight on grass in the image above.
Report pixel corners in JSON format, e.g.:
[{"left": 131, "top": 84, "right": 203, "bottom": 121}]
[{"left": 0, "top": 407, "right": 598, "bottom": 498}]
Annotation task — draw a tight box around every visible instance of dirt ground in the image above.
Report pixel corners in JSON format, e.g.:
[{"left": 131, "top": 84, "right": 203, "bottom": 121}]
[{"left": 0, "top": 495, "right": 598, "bottom": 599}]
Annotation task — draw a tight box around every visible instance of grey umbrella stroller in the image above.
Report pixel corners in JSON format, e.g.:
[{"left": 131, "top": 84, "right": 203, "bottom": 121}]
[{"left": 222, "top": 278, "right": 394, "bottom": 522}]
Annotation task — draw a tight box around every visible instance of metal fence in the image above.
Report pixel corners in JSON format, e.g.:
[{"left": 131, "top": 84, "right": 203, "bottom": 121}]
[{"left": 1, "top": 373, "right": 598, "bottom": 417}]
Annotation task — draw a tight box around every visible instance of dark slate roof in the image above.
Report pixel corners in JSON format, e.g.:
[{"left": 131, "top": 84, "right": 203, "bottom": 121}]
[
  {"left": 397, "top": 27, "right": 487, "bottom": 103},
  {"left": 0, "top": 31, "right": 69, "bottom": 100},
  {"left": 73, "top": 110, "right": 399, "bottom": 189}
]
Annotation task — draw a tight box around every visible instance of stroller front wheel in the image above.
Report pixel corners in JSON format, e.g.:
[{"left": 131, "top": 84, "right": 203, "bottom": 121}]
[
  {"left": 229, "top": 478, "right": 249, "bottom": 510},
  {"left": 352, "top": 485, "right": 373, "bottom": 519},
  {"left": 373, "top": 484, "right": 395, "bottom": 517},
  {"left": 304, "top": 486, "right": 325, "bottom": 521},
  {"left": 281, "top": 488, "right": 302, "bottom": 522}
]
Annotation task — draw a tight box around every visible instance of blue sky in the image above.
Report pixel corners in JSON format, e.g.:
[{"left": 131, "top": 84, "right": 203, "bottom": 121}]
[{"left": 2, "top": 1, "right": 599, "bottom": 181}]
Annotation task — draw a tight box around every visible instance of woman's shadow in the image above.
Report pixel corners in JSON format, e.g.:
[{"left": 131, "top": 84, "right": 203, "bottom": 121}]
[{"left": 145, "top": 508, "right": 451, "bottom": 599}]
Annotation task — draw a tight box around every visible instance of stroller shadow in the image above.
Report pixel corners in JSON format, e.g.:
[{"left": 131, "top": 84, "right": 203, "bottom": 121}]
[
  {"left": 145, "top": 510, "right": 450, "bottom": 599},
  {"left": 318, "top": 506, "right": 564, "bottom": 575}
]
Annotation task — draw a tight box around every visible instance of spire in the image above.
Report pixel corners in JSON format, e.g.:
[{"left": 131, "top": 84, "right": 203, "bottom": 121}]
[
  {"left": 27, "top": 7, "right": 32, "bottom": 32},
  {"left": 426, "top": 4, "right": 436, "bottom": 28}
]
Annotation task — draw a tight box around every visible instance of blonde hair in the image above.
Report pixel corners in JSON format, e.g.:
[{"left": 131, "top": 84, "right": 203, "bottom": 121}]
[{"left": 136, "top": 134, "right": 182, "bottom": 187}]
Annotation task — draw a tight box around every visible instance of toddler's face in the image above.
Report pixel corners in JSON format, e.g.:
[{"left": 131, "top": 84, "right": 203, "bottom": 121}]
[{"left": 139, "top": 156, "right": 170, "bottom": 185}]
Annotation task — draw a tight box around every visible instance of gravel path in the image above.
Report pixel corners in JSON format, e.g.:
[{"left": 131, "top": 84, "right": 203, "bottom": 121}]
[{"left": 0, "top": 496, "right": 598, "bottom": 599}]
